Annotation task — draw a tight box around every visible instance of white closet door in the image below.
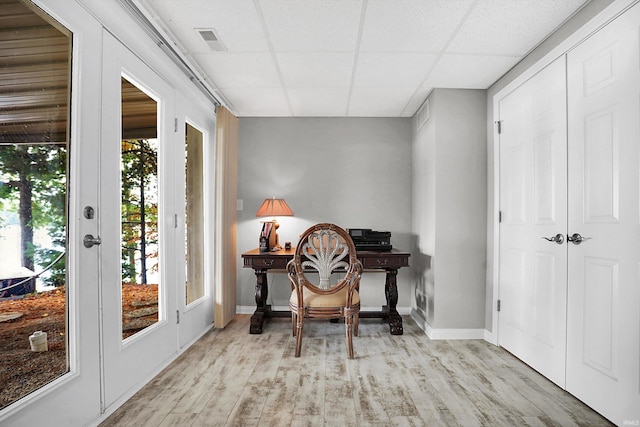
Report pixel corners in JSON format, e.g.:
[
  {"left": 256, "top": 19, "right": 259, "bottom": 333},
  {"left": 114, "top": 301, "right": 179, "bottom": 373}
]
[
  {"left": 566, "top": 3, "right": 640, "bottom": 424},
  {"left": 498, "top": 56, "right": 568, "bottom": 388}
]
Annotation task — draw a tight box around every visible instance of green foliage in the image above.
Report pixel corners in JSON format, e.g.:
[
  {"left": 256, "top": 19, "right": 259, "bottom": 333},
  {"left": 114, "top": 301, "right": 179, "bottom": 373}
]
[
  {"left": 1, "top": 138, "right": 159, "bottom": 287},
  {"left": 120, "top": 139, "right": 159, "bottom": 284},
  {"left": 0, "top": 143, "right": 67, "bottom": 287}
]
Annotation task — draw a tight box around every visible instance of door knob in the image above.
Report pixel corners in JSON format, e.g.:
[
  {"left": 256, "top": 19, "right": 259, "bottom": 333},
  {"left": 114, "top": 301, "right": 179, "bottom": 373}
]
[
  {"left": 83, "top": 234, "right": 102, "bottom": 248},
  {"left": 542, "top": 233, "right": 565, "bottom": 244},
  {"left": 568, "top": 233, "right": 591, "bottom": 245}
]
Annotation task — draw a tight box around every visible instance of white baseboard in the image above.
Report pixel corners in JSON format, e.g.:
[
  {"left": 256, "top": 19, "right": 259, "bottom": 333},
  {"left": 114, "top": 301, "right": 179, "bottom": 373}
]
[
  {"left": 410, "top": 308, "right": 488, "bottom": 340},
  {"left": 236, "top": 305, "right": 255, "bottom": 315},
  {"left": 238, "top": 306, "right": 490, "bottom": 340},
  {"left": 484, "top": 329, "right": 498, "bottom": 345},
  {"left": 236, "top": 305, "right": 412, "bottom": 315}
]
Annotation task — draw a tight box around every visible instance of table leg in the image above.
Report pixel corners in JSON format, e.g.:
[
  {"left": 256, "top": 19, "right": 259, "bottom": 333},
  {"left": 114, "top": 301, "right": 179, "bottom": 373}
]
[
  {"left": 250, "top": 269, "right": 270, "bottom": 334},
  {"left": 384, "top": 268, "right": 403, "bottom": 335}
]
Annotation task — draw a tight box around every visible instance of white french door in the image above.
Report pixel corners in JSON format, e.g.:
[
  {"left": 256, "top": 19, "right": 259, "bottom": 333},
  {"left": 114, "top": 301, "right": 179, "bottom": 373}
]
[
  {"left": 175, "top": 95, "right": 215, "bottom": 349},
  {"left": 100, "top": 31, "right": 178, "bottom": 408},
  {"left": 498, "top": 56, "right": 568, "bottom": 388},
  {"left": 0, "top": 1, "right": 103, "bottom": 425},
  {"left": 565, "top": 3, "right": 640, "bottom": 423}
]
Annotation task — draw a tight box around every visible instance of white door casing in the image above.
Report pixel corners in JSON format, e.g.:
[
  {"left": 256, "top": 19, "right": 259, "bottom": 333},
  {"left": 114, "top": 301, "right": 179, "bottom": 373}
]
[
  {"left": 566, "top": 3, "right": 640, "bottom": 424},
  {"left": 498, "top": 56, "right": 568, "bottom": 388}
]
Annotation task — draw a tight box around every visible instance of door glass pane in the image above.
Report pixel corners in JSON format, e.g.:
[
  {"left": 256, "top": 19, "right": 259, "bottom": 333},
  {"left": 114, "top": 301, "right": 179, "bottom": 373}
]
[
  {"left": 0, "top": 0, "right": 71, "bottom": 409},
  {"left": 185, "top": 124, "right": 204, "bottom": 305},
  {"left": 120, "top": 78, "right": 159, "bottom": 340}
]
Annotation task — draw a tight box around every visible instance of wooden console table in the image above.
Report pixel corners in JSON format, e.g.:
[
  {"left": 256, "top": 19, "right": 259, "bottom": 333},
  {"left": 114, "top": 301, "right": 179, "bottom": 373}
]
[{"left": 241, "top": 247, "right": 410, "bottom": 335}]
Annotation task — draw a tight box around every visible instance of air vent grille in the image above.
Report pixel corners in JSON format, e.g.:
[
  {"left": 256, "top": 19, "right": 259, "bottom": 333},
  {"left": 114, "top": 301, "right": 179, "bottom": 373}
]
[
  {"left": 416, "top": 97, "right": 430, "bottom": 130},
  {"left": 196, "top": 28, "right": 226, "bottom": 51},
  {"left": 198, "top": 30, "right": 217, "bottom": 41}
]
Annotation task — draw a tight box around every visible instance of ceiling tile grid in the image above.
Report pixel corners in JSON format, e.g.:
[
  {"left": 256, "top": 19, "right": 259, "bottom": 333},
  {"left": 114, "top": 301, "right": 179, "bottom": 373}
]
[{"left": 141, "top": 0, "right": 589, "bottom": 117}]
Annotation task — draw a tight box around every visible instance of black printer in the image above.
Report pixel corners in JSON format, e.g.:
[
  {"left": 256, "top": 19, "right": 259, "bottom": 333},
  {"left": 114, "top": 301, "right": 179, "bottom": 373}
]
[{"left": 348, "top": 228, "right": 392, "bottom": 252}]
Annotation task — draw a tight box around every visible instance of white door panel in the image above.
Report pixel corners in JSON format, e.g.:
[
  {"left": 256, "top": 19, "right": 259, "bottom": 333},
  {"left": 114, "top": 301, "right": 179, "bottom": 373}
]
[
  {"left": 175, "top": 95, "right": 215, "bottom": 349},
  {"left": 0, "top": 1, "right": 103, "bottom": 425},
  {"left": 100, "top": 31, "right": 178, "bottom": 409},
  {"left": 566, "top": 3, "right": 640, "bottom": 423},
  {"left": 498, "top": 56, "right": 568, "bottom": 388}
]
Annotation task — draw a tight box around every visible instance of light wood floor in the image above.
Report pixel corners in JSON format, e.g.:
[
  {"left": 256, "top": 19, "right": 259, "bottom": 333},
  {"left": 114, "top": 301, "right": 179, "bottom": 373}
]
[{"left": 100, "top": 315, "right": 612, "bottom": 426}]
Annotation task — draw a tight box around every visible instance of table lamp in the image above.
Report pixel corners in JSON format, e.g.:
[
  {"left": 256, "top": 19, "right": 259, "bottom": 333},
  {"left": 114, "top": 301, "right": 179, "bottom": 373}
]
[{"left": 256, "top": 197, "right": 293, "bottom": 252}]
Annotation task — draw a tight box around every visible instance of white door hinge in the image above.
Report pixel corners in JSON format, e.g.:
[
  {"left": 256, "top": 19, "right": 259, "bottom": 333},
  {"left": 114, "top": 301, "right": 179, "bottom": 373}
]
[
  {"left": 497, "top": 300, "right": 501, "bottom": 312},
  {"left": 495, "top": 120, "right": 502, "bottom": 134},
  {"left": 176, "top": 310, "right": 180, "bottom": 324}
]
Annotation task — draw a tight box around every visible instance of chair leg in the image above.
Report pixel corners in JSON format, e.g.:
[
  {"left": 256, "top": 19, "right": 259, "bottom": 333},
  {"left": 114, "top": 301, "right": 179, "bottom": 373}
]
[
  {"left": 345, "top": 314, "right": 354, "bottom": 359},
  {"left": 354, "top": 313, "right": 359, "bottom": 337},
  {"left": 295, "top": 316, "right": 303, "bottom": 357},
  {"left": 291, "top": 312, "right": 296, "bottom": 337}
]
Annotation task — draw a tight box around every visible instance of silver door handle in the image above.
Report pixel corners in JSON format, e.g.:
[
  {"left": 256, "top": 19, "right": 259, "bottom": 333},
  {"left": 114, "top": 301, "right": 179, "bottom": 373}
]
[
  {"left": 83, "top": 234, "right": 102, "bottom": 248},
  {"left": 542, "top": 233, "right": 565, "bottom": 244},
  {"left": 567, "top": 233, "right": 591, "bottom": 245}
]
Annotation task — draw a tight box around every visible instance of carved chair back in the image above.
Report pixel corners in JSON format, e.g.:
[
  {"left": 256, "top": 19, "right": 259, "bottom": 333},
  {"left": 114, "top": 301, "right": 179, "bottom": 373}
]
[{"left": 288, "top": 223, "right": 361, "bottom": 299}]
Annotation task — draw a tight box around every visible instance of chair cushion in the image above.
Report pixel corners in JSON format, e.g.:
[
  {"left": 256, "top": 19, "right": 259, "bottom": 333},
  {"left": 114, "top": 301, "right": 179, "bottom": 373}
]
[{"left": 290, "top": 286, "right": 360, "bottom": 307}]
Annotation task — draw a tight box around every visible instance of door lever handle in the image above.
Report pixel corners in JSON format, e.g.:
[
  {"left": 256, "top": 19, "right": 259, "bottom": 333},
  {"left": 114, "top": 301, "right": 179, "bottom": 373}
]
[
  {"left": 542, "top": 233, "right": 565, "bottom": 244},
  {"left": 568, "top": 233, "right": 591, "bottom": 245},
  {"left": 83, "top": 234, "right": 102, "bottom": 248}
]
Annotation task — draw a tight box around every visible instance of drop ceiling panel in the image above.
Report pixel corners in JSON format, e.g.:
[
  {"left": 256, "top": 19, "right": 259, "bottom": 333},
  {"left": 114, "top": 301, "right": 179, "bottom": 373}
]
[
  {"left": 287, "top": 88, "right": 350, "bottom": 116},
  {"left": 348, "top": 87, "right": 417, "bottom": 117},
  {"left": 193, "top": 53, "right": 280, "bottom": 88},
  {"left": 447, "top": 0, "right": 589, "bottom": 55},
  {"left": 277, "top": 53, "right": 355, "bottom": 88},
  {"left": 257, "top": 0, "right": 363, "bottom": 52},
  {"left": 425, "top": 54, "right": 522, "bottom": 89},
  {"left": 360, "top": 0, "right": 474, "bottom": 52},
  {"left": 354, "top": 53, "right": 438, "bottom": 88},
  {"left": 221, "top": 88, "right": 291, "bottom": 116}
]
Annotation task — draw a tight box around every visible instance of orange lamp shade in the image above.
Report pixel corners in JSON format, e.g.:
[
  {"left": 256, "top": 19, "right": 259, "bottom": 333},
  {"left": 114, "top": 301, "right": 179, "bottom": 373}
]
[{"left": 255, "top": 198, "right": 294, "bottom": 217}]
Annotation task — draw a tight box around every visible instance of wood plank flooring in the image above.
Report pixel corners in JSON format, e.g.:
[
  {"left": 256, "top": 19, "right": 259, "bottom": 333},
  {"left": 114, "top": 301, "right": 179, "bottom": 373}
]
[{"left": 100, "top": 315, "right": 613, "bottom": 426}]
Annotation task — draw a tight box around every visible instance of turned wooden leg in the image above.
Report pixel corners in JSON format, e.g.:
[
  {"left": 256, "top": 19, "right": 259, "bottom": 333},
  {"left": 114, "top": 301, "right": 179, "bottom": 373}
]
[
  {"left": 345, "top": 314, "right": 354, "bottom": 359},
  {"left": 385, "top": 268, "right": 404, "bottom": 335},
  {"left": 250, "top": 269, "right": 269, "bottom": 334},
  {"left": 291, "top": 311, "right": 296, "bottom": 336},
  {"left": 354, "top": 313, "right": 359, "bottom": 337},
  {"left": 294, "top": 313, "right": 303, "bottom": 357}
]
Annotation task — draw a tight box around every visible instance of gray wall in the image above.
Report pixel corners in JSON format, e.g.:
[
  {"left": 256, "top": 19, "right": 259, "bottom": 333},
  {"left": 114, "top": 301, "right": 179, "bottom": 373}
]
[
  {"left": 412, "top": 89, "right": 487, "bottom": 329},
  {"left": 484, "top": 0, "right": 617, "bottom": 332},
  {"left": 236, "top": 117, "right": 413, "bottom": 310}
]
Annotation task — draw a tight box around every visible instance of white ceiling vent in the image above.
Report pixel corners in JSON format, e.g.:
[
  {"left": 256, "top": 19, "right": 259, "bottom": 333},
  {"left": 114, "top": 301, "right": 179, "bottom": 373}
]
[
  {"left": 196, "top": 28, "right": 226, "bottom": 51},
  {"left": 416, "top": 97, "right": 430, "bottom": 130}
]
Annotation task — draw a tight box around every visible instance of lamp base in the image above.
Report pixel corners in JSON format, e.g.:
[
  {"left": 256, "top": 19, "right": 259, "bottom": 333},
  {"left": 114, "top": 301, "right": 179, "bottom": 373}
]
[{"left": 259, "top": 220, "right": 281, "bottom": 252}]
